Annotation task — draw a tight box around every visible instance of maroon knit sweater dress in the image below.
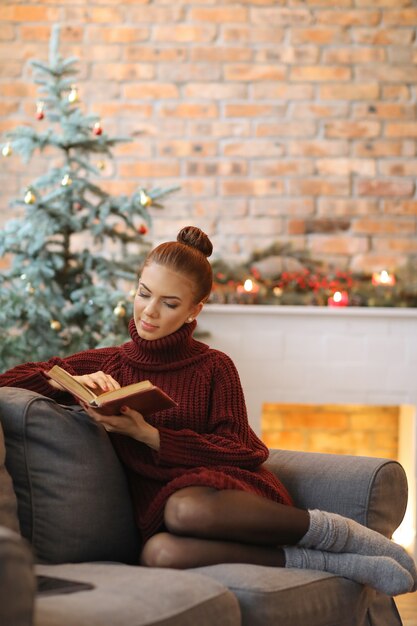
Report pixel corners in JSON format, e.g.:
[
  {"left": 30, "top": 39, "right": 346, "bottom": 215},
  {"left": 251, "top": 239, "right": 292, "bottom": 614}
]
[{"left": 0, "top": 319, "right": 293, "bottom": 542}]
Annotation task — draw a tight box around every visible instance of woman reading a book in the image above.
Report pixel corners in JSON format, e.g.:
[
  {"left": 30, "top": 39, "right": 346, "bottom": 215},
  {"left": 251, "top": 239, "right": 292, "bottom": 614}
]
[{"left": 0, "top": 226, "right": 415, "bottom": 596}]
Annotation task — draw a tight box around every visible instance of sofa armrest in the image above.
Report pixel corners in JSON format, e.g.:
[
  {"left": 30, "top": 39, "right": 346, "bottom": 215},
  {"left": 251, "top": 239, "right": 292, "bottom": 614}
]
[
  {"left": 265, "top": 449, "right": 408, "bottom": 538},
  {"left": 0, "top": 525, "right": 35, "bottom": 626}
]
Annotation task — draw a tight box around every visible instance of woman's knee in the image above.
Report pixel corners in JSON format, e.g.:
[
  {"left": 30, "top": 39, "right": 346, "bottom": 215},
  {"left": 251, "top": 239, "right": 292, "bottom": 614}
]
[
  {"left": 164, "top": 487, "right": 218, "bottom": 536},
  {"left": 140, "top": 533, "right": 185, "bottom": 569}
]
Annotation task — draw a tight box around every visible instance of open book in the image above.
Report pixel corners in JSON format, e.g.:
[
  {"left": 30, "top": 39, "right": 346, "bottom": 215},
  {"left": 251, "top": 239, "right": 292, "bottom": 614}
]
[{"left": 45, "top": 365, "right": 177, "bottom": 416}]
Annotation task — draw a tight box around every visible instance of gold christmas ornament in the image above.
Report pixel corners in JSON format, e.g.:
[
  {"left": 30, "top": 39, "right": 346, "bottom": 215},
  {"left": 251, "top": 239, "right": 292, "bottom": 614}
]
[
  {"left": 139, "top": 188, "right": 152, "bottom": 208},
  {"left": 24, "top": 188, "right": 36, "bottom": 205},
  {"left": 96, "top": 160, "right": 106, "bottom": 171},
  {"left": 50, "top": 320, "right": 62, "bottom": 331},
  {"left": 61, "top": 173, "right": 72, "bottom": 186},
  {"left": 113, "top": 302, "right": 126, "bottom": 318},
  {"left": 68, "top": 85, "right": 79, "bottom": 104},
  {"left": 2, "top": 142, "right": 12, "bottom": 157},
  {"left": 129, "top": 288, "right": 136, "bottom": 298}
]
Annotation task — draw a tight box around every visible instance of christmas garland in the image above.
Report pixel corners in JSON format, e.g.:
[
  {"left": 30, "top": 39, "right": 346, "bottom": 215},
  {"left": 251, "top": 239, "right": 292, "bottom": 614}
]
[{"left": 209, "top": 244, "right": 417, "bottom": 308}]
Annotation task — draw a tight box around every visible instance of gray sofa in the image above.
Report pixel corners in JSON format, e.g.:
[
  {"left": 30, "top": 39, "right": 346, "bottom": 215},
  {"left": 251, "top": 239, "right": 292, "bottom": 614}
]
[{"left": 0, "top": 387, "right": 409, "bottom": 626}]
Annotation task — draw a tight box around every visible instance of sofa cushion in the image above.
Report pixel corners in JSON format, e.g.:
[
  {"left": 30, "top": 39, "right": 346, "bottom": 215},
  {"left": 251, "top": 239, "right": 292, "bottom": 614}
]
[
  {"left": 35, "top": 562, "right": 241, "bottom": 626},
  {"left": 0, "top": 387, "right": 140, "bottom": 564},
  {"left": 0, "top": 526, "right": 35, "bottom": 626},
  {"left": 0, "top": 422, "right": 20, "bottom": 533},
  {"left": 195, "top": 563, "right": 373, "bottom": 626}
]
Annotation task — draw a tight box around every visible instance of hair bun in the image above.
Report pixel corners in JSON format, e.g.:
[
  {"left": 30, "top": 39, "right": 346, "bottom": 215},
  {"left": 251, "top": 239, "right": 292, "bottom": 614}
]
[{"left": 177, "top": 226, "right": 213, "bottom": 258}]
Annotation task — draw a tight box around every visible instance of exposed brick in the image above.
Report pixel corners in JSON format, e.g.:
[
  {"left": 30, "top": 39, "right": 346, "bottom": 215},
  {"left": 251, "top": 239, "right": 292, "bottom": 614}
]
[
  {"left": 251, "top": 198, "right": 315, "bottom": 217},
  {"left": 291, "top": 28, "right": 350, "bottom": 45},
  {"left": 373, "top": 238, "right": 417, "bottom": 254},
  {"left": 382, "top": 84, "right": 411, "bottom": 99},
  {"left": 153, "top": 24, "right": 216, "bottom": 43},
  {"left": 189, "top": 120, "right": 251, "bottom": 138},
  {"left": 379, "top": 160, "right": 417, "bottom": 176},
  {"left": 1, "top": 6, "right": 59, "bottom": 21},
  {"left": 288, "top": 140, "right": 349, "bottom": 157},
  {"left": 255, "top": 45, "right": 319, "bottom": 65},
  {"left": 90, "top": 63, "right": 154, "bottom": 81},
  {"left": 224, "top": 64, "right": 286, "bottom": 81},
  {"left": 310, "top": 236, "right": 368, "bottom": 255},
  {"left": 318, "top": 198, "right": 379, "bottom": 216},
  {"left": 352, "top": 217, "right": 416, "bottom": 235},
  {"left": 186, "top": 160, "right": 248, "bottom": 177},
  {"left": 317, "top": 10, "right": 380, "bottom": 26},
  {"left": 383, "top": 200, "right": 417, "bottom": 215},
  {"left": 292, "top": 103, "right": 349, "bottom": 119},
  {"left": 289, "top": 177, "right": 350, "bottom": 196},
  {"left": 316, "top": 158, "right": 376, "bottom": 176},
  {"left": 223, "top": 141, "right": 285, "bottom": 157},
  {"left": 159, "top": 103, "right": 218, "bottom": 118},
  {"left": 87, "top": 26, "right": 148, "bottom": 44},
  {"left": 356, "top": 178, "right": 414, "bottom": 196},
  {"left": 252, "top": 82, "right": 314, "bottom": 100},
  {"left": 353, "top": 140, "right": 415, "bottom": 158},
  {"left": 383, "top": 9, "right": 417, "bottom": 25},
  {"left": 190, "top": 6, "right": 248, "bottom": 22},
  {"left": 291, "top": 65, "right": 351, "bottom": 81},
  {"left": 323, "top": 47, "right": 386, "bottom": 64},
  {"left": 256, "top": 121, "right": 316, "bottom": 137},
  {"left": 252, "top": 159, "right": 314, "bottom": 177},
  {"left": 251, "top": 8, "right": 312, "bottom": 27},
  {"left": 0, "top": 24, "right": 16, "bottom": 41},
  {"left": 353, "top": 27, "right": 414, "bottom": 45},
  {"left": 123, "top": 83, "right": 179, "bottom": 99},
  {"left": 325, "top": 121, "right": 381, "bottom": 139},
  {"left": 320, "top": 83, "right": 379, "bottom": 100},
  {"left": 118, "top": 161, "right": 180, "bottom": 178},
  {"left": 353, "top": 103, "right": 416, "bottom": 120},
  {"left": 124, "top": 47, "right": 186, "bottom": 62},
  {"left": 184, "top": 83, "right": 248, "bottom": 99},
  {"left": 385, "top": 122, "right": 417, "bottom": 138},
  {"left": 157, "top": 140, "right": 217, "bottom": 157},
  {"left": 222, "top": 26, "right": 285, "bottom": 44},
  {"left": 158, "top": 63, "right": 222, "bottom": 82},
  {"left": 190, "top": 46, "right": 251, "bottom": 62},
  {"left": 357, "top": 64, "right": 417, "bottom": 82},
  {"left": 221, "top": 179, "right": 285, "bottom": 196},
  {"left": 350, "top": 253, "right": 408, "bottom": 273},
  {"left": 219, "top": 217, "right": 283, "bottom": 236},
  {"left": 225, "top": 103, "right": 286, "bottom": 118}
]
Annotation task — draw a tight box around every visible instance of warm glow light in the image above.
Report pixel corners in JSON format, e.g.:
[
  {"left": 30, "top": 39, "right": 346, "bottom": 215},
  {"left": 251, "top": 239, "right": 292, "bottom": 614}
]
[
  {"left": 244, "top": 279, "right": 254, "bottom": 292},
  {"left": 333, "top": 291, "right": 342, "bottom": 302},
  {"left": 328, "top": 290, "right": 349, "bottom": 307},
  {"left": 393, "top": 510, "right": 415, "bottom": 552},
  {"left": 372, "top": 270, "right": 396, "bottom": 286}
]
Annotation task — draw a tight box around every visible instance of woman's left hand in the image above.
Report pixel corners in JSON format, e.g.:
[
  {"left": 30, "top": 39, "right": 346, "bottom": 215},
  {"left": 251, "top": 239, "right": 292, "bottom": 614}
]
[{"left": 82, "top": 404, "right": 160, "bottom": 451}]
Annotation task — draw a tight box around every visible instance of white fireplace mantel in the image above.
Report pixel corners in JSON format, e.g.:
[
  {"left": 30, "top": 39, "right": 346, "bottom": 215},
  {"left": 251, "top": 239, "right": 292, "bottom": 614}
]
[{"left": 198, "top": 304, "right": 417, "bottom": 557}]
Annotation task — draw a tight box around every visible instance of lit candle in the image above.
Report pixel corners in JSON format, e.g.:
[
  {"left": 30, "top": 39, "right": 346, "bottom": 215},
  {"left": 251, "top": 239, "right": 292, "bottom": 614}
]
[
  {"left": 328, "top": 290, "right": 349, "bottom": 307},
  {"left": 372, "top": 270, "right": 395, "bottom": 286},
  {"left": 236, "top": 278, "right": 260, "bottom": 303}
]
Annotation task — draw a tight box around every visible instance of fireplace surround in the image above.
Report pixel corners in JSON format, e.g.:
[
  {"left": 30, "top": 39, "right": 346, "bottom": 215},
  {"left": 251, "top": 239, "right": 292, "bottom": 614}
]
[{"left": 198, "top": 304, "right": 417, "bottom": 559}]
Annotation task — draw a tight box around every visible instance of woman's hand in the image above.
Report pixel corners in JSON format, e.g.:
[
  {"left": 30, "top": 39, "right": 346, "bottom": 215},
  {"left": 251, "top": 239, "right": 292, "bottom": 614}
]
[
  {"left": 47, "top": 370, "right": 121, "bottom": 394},
  {"left": 82, "top": 404, "right": 160, "bottom": 451}
]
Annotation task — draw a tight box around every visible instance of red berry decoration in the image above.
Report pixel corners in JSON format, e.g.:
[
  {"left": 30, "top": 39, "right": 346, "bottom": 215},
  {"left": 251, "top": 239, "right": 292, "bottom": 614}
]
[
  {"left": 36, "top": 101, "right": 45, "bottom": 120},
  {"left": 93, "top": 121, "right": 102, "bottom": 135},
  {"left": 138, "top": 224, "right": 148, "bottom": 235}
]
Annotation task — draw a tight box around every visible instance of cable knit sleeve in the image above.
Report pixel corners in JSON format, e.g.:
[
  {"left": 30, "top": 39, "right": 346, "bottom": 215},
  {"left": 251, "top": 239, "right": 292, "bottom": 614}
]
[
  {"left": 156, "top": 353, "right": 269, "bottom": 469},
  {"left": 0, "top": 347, "right": 119, "bottom": 398}
]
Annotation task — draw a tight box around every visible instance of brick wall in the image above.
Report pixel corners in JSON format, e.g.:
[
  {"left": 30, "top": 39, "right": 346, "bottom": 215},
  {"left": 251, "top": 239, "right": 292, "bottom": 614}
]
[
  {"left": 262, "top": 403, "right": 399, "bottom": 459},
  {"left": 1, "top": 1, "right": 416, "bottom": 271}
]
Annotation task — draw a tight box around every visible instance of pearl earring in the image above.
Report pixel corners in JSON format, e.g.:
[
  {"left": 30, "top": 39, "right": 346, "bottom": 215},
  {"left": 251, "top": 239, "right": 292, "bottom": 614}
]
[{"left": 187, "top": 317, "right": 194, "bottom": 323}]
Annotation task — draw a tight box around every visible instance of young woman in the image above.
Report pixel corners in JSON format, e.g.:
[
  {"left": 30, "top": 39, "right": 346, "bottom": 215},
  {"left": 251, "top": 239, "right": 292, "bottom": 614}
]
[{"left": 0, "top": 226, "right": 415, "bottom": 596}]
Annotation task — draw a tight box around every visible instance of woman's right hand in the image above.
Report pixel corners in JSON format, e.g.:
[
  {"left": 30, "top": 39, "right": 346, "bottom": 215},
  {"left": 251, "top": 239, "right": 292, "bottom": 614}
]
[{"left": 47, "top": 370, "right": 121, "bottom": 394}]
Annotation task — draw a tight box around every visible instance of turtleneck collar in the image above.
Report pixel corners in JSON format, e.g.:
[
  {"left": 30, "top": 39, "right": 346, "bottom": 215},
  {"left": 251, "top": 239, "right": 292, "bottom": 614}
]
[{"left": 121, "top": 318, "right": 209, "bottom": 370}]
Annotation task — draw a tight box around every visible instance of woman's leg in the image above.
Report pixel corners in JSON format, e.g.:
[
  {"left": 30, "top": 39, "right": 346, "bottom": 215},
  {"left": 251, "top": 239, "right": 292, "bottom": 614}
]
[
  {"left": 164, "top": 486, "right": 310, "bottom": 545},
  {"left": 163, "top": 486, "right": 417, "bottom": 589},
  {"left": 140, "top": 532, "right": 413, "bottom": 596}
]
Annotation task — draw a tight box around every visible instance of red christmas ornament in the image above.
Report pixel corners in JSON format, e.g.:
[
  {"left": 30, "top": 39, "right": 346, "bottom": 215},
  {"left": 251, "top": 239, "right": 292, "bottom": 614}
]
[
  {"left": 93, "top": 121, "right": 102, "bottom": 136},
  {"left": 138, "top": 224, "right": 148, "bottom": 235},
  {"left": 36, "top": 101, "right": 45, "bottom": 120}
]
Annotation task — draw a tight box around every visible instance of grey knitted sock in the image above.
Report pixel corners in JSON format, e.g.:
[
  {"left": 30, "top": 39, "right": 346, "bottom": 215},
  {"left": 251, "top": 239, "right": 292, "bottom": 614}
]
[
  {"left": 299, "top": 509, "right": 417, "bottom": 590},
  {"left": 284, "top": 546, "right": 413, "bottom": 597}
]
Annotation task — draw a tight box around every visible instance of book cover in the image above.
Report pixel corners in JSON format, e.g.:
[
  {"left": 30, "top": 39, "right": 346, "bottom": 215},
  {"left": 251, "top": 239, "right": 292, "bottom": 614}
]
[{"left": 45, "top": 365, "right": 177, "bottom": 416}]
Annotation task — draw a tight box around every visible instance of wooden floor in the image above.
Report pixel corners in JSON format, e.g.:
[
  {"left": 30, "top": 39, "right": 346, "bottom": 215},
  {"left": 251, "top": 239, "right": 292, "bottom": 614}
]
[{"left": 396, "top": 592, "right": 417, "bottom": 626}]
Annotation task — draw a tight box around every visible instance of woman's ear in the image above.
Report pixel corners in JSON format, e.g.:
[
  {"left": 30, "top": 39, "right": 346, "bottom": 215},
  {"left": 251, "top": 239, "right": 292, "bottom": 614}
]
[{"left": 187, "top": 301, "right": 204, "bottom": 323}]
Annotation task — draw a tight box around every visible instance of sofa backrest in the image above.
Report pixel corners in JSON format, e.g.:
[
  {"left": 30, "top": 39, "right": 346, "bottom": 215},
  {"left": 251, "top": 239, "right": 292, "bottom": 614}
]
[
  {"left": 0, "top": 422, "right": 20, "bottom": 533},
  {"left": 0, "top": 387, "right": 141, "bottom": 564}
]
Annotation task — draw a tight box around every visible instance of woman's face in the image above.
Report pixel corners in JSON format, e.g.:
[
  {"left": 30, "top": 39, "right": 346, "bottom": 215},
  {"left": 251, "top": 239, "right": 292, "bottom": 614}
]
[{"left": 134, "top": 262, "right": 203, "bottom": 341}]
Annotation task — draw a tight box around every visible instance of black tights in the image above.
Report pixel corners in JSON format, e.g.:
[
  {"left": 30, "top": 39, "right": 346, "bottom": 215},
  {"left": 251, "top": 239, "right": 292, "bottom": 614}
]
[{"left": 140, "top": 486, "right": 310, "bottom": 569}]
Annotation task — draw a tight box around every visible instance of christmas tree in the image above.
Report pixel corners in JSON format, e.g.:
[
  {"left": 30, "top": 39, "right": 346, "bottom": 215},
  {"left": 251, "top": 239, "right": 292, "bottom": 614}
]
[{"left": 0, "top": 26, "right": 176, "bottom": 371}]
